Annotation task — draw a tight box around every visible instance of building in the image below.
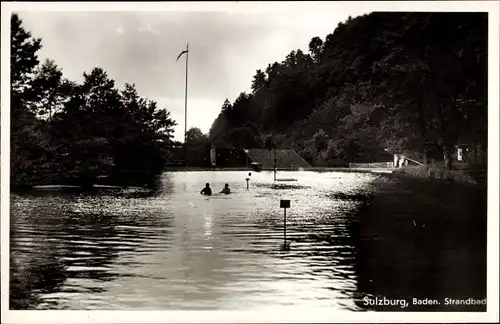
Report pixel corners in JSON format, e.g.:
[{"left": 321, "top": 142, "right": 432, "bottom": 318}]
[
  {"left": 245, "top": 149, "right": 311, "bottom": 170},
  {"left": 165, "top": 141, "right": 311, "bottom": 170},
  {"left": 454, "top": 142, "right": 486, "bottom": 167},
  {"left": 207, "top": 146, "right": 312, "bottom": 170}
]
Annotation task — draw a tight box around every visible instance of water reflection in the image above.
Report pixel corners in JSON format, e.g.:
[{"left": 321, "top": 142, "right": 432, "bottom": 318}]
[
  {"left": 11, "top": 183, "right": 175, "bottom": 309},
  {"left": 352, "top": 177, "right": 487, "bottom": 312},
  {"left": 10, "top": 171, "right": 486, "bottom": 311}
]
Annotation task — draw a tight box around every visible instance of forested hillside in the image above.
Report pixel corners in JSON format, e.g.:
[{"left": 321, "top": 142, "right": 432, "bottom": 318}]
[
  {"left": 11, "top": 14, "right": 177, "bottom": 188},
  {"left": 9, "top": 12, "right": 488, "bottom": 187},
  {"left": 208, "top": 12, "right": 487, "bottom": 168}
]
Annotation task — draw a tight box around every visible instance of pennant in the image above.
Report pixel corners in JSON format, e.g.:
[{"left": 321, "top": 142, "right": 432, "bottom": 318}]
[{"left": 176, "top": 50, "right": 188, "bottom": 61}]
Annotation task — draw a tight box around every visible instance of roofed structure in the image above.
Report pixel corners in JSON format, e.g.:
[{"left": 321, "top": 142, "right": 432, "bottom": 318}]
[{"left": 246, "top": 149, "right": 310, "bottom": 169}]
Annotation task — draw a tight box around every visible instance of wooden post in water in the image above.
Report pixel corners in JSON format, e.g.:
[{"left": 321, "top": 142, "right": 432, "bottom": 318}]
[
  {"left": 284, "top": 208, "right": 287, "bottom": 242},
  {"left": 280, "top": 199, "right": 291, "bottom": 250},
  {"left": 246, "top": 172, "right": 251, "bottom": 190}
]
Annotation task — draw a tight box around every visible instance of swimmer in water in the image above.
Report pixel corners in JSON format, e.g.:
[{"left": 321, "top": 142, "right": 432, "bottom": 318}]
[
  {"left": 200, "top": 183, "right": 212, "bottom": 196},
  {"left": 220, "top": 183, "right": 231, "bottom": 194}
]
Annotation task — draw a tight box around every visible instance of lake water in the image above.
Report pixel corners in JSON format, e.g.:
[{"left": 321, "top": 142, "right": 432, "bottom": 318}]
[{"left": 9, "top": 171, "right": 487, "bottom": 311}]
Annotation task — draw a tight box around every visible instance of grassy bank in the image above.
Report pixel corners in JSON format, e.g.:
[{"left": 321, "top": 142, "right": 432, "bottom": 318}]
[
  {"left": 393, "top": 164, "right": 486, "bottom": 186},
  {"left": 163, "top": 166, "right": 381, "bottom": 173},
  {"left": 164, "top": 166, "right": 254, "bottom": 172}
]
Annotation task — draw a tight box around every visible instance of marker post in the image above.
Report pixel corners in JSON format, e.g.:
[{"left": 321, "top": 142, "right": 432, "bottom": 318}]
[
  {"left": 246, "top": 172, "right": 251, "bottom": 190},
  {"left": 280, "top": 199, "right": 291, "bottom": 249}
]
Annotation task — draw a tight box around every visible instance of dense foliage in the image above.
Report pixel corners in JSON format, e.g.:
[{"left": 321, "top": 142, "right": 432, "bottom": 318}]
[
  {"left": 10, "top": 14, "right": 177, "bottom": 188},
  {"left": 208, "top": 12, "right": 487, "bottom": 168}
]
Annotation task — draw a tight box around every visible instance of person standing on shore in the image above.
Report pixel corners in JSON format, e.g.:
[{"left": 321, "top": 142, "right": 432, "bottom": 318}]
[{"left": 200, "top": 183, "right": 212, "bottom": 196}]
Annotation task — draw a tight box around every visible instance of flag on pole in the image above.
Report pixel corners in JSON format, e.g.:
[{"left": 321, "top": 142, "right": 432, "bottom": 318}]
[{"left": 176, "top": 50, "right": 188, "bottom": 61}]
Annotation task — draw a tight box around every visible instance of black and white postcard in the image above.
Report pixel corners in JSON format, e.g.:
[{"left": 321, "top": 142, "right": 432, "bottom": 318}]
[{"left": 1, "top": 1, "right": 498, "bottom": 323}]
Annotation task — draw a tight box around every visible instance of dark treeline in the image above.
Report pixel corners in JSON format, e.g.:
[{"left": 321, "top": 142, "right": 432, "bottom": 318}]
[
  {"left": 11, "top": 14, "right": 177, "bottom": 189},
  {"left": 207, "top": 12, "right": 487, "bottom": 168}
]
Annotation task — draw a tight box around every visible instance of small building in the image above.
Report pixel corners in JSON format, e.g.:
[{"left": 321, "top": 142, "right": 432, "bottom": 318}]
[
  {"left": 246, "top": 149, "right": 311, "bottom": 170},
  {"left": 214, "top": 147, "right": 248, "bottom": 167},
  {"left": 207, "top": 146, "right": 311, "bottom": 170},
  {"left": 454, "top": 142, "right": 486, "bottom": 166}
]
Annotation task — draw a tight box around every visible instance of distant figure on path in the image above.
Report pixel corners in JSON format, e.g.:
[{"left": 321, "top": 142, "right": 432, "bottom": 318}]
[
  {"left": 220, "top": 183, "right": 231, "bottom": 194},
  {"left": 200, "top": 183, "right": 212, "bottom": 196}
]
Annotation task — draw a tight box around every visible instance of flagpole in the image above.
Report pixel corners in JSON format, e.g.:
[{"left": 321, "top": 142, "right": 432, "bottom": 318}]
[{"left": 184, "top": 43, "right": 189, "bottom": 169}]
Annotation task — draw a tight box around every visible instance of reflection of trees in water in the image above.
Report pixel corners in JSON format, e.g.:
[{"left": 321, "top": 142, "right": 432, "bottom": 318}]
[
  {"left": 100, "top": 172, "right": 164, "bottom": 190},
  {"left": 10, "top": 247, "right": 69, "bottom": 309},
  {"left": 10, "top": 205, "right": 121, "bottom": 309},
  {"left": 10, "top": 186, "right": 175, "bottom": 309},
  {"left": 351, "top": 180, "right": 487, "bottom": 311}
]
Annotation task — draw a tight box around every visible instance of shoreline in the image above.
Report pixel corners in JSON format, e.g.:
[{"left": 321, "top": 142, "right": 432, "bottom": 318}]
[
  {"left": 163, "top": 166, "right": 388, "bottom": 173},
  {"left": 10, "top": 165, "right": 485, "bottom": 192},
  {"left": 163, "top": 167, "right": 485, "bottom": 186}
]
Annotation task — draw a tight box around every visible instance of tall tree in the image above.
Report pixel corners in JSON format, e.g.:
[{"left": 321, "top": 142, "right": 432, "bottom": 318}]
[
  {"left": 10, "top": 13, "right": 47, "bottom": 187},
  {"left": 207, "top": 12, "right": 487, "bottom": 169},
  {"left": 209, "top": 99, "right": 232, "bottom": 141},
  {"left": 367, "top": 13, "right": 487, "bottom": 169},
  {"left": 251, "top": 70, "right": 267, "bottom": 94},
  {"left": 29, "top": 59, "right": 73, "bottom": 120},
  {"left": 186, "top": 127, "right": 207, "bottom": 143},
  {"left": 308, "top": 36, "right": 324, "bottom": 63},
  {"left": 11, "top": 13, "right": 42, "bottom": 95},
  {"left": 113, "top": 83, "right": 177, "bottom": 174},
  {"left": 185, "top": 127, "right": 210, "bottom": 166}
]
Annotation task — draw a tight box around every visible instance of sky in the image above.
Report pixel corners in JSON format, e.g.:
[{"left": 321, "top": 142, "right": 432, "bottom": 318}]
[{"left": 16, "top": 4, "right": 371, "bottom": 142}]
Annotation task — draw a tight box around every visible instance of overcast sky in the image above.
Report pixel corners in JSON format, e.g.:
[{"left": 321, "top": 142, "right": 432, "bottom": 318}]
[
  {"left": 14, "top": 4, "right": 375, "bottom": 142},
  {"left": 11, "top": 7, "right": 377, "bottom": 143}
]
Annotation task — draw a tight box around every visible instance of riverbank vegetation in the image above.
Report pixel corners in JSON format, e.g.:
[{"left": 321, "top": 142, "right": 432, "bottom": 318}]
[
  {"left": 11, "top": 12, "right": 487, "bottom": 188},
  {"left": 393, "top": 164, "right": 485, "bottom": 186},
  {"left": 208, "top": 12, "right": 487, "bottom": 171},
  {"left": 10, "top": 14, "right": 177, "bottom": 189}
]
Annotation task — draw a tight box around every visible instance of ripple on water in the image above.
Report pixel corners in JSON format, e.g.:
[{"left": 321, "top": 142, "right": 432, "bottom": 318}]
[{"left": 10, "top": 171, "right": 379, "bottom": 310}]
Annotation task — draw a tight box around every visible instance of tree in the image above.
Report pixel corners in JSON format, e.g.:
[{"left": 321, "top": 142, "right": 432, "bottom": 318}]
[
  {"left": 367, "top": 13, "right": 487, "bottom": 169},
  {"left": 225, "top": 122, "right": 261, "bottom": 149},
  {"left": 72, "top": 67, "right": 121, "bottom": 180},
  {"left": 209, "top": 99, "right": 232, "bottom": 141},
  {"left": 308, "top": 36, "right": 324, "bottom": 62},
  {"left": 221, "top": 98, "right": 232, "bottom": 114},
  {"left": 10, "top": 13, "right": 47, "bottom": 187},
  {"left": 185, "top": 127, "right": 210, "bottom": 166},
  {"left": 251, "top": 69, "right": 267, "bottom": 93},
  {"left": 10, "top": 14, "right": 180, "bottom": 188},
  {"left": 113, "top": 83, "right": 177, "bottom": 174},
  {"left": 313, "top": 129, "right": 329, "bottom": 153},
  {"left": 206, "top": 12, "right": 487, "bottom": 170},
  {"left": 186, "top": 127, "right": 207, "bottom": 143},
  {"left": 29, "top": 59, "right": 74, "bottom": 120},
  {"left": 11, "top": 13, "right": 42, "bottom": 95},
  {"left": 230, "top": 92, "right": 252, "bottom": 127},
  {"left": 264, "top": 135, "right": 277, "bottom": 151}
]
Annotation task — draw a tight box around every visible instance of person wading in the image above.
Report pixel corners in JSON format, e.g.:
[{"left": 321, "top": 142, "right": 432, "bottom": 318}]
[
  {"left": 220, "top": 183, "right": 231, "bottom": 194},
  {"left": 200, "top": 183, "right": 212, "bottom": 196}
]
